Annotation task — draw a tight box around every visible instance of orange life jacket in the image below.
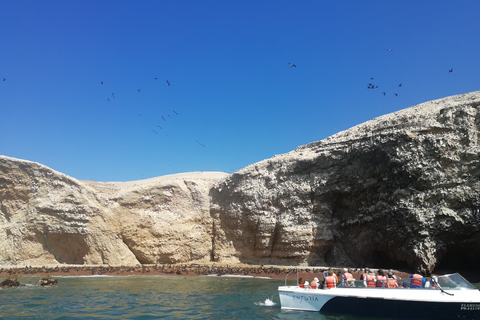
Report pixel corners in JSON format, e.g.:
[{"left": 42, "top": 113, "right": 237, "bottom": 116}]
[
  {"left": 387, "top": 278, "right": 398, "bottom": 288},
  {"left": 310, "top": 280, "right": 318, "bottom": 289},
  {"left": 364, "top": 274, "right": 376, "bottom": 287},
  {"left": 298, "top": 284, "right": 305, "bottom": 288},
  {"left": 325, "top": 276, "right": 336, "bottom": 289},
  {"left": 376, "top": 275, "right": 387, "bottom": 287},
  {"left": 344, "top": 272, "right": 353, "bottom": 280},
  {"left": 411, "top": 274, "right": 423, "bottom": 288}
]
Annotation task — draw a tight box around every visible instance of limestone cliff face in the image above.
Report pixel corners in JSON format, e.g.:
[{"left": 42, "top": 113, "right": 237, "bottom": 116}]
[
  {"left": 210, "top": 91, "right": 480, "bottom": 273},
  {"left": 2, "top": 91, "right": 480, "bottom": 273},
  {"left": 0, "top": 157, "right": 228, "bottom": 266}
]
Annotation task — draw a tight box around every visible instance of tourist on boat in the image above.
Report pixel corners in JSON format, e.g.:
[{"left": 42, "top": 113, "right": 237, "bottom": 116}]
[
  {"left": 323, "top": 269, "right": 337, "bottom": 289},
  {"left": 376, "top": 269, "right": 388, "bottom": 288},
  {"left": 310, "top": 277, "right": 319, "bottom": 289},
  {"left": 304, "top": 280, "right": 310, "bottom": 288},
  {"left": 361, "top": 268, "right": 376, "bottom": 287},
  {"left": 340, "top": 268, "right": 353, "bottom": 287},
  {"left": 387, "top": 270, "right": 398, "bottom": 288},
  {"left": 410, "top": 273, "right": 426, "bottom": 288},
  {"left": 298, "top": 277, "right": 305, "bottom": 288},
  {"left": 388, "top": 269, "right": 397, "bottom": 280}
]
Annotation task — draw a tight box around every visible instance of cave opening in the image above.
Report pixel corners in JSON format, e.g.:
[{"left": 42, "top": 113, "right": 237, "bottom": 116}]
[
  {"left": 435, "top": 249, "right": 480, "bottom": 283},
  {"left": 370, "top": 251, "right": 410, "bottom": 272}
]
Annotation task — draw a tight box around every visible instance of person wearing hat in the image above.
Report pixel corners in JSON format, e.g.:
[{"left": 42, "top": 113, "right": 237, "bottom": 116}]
[
  {"left": 310, "top": 277, "right": 320, "bottom": 289},
  {"left": 340, "top": 268, "right": 353, "bottom": 287}
]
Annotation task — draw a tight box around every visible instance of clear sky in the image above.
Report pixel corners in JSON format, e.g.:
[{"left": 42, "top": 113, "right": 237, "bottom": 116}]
[{"left": 1, "top": 1, "right": 479, "bottom": 182}]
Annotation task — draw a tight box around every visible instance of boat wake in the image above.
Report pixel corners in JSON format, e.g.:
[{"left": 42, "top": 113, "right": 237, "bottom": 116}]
[{"left": 255, "top": 298, "right": 276, "bottom": 306}]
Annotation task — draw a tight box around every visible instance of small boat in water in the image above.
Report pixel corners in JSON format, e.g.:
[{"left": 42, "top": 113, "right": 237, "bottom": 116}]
[{"left": 278, "top": 273, "right": 480, "bottom": 320}]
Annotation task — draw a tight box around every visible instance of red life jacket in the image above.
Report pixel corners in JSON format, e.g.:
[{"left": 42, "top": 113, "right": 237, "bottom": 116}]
[
  {"left": 376, "top": 275, "right": 387, "bottom": 287},
  {"left": 310, "top": 280, "right": 318, "bottom": 289},
  {"left": 325, "top": 276, "right": 336, "bottom": 289},
  {"left": 344, "top": 272, "right": 353, "bottom": 280},
  {"left": 298, "top": 283, "right": 305, "bottom": 288}
]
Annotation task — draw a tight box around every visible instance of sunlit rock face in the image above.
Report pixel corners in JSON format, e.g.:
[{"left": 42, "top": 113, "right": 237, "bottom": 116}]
[
  {"left": 0, "top": 157, "right": 138, "bottom": 266},
  {"left": 0, "top": 156, "right": 228, "bottom": 266},
  {"left": 210, "top": 91, "right": 480, "bottom": 273},
  {"left": 2, "top": 91, "right": 480, "bottom": 274}
]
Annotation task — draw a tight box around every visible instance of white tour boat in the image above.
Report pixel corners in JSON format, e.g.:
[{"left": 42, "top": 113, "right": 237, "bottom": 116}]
[{"left": 278, "top": 272, "right": 480, "bottom": 319}]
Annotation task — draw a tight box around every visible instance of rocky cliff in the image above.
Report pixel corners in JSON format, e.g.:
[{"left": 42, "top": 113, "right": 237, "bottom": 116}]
[
  {"left": 2, "top": 90, "right": 480, "bottom": 274},
  {"left": 210, "top": 90, "right": 480, "bottom": 274},
  {"left": 0, "top": 157, "right": 228, "bottom": 266}
]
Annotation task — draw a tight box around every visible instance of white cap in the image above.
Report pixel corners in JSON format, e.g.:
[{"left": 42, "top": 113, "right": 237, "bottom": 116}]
[
  {"left": 314, "top": 277, "right": 319, "bottom": 281},
  {"left": 343, "top": 268, "right": 348, "bottom": 272}
]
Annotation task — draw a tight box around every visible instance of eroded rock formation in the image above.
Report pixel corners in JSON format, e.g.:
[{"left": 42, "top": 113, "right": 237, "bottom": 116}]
[
  {"left": 2, "top": 91, "right": 480, "bottom": 274},
  {"left": 210, "top": 90, "right": 480, "bottom": 274},
  {"left": 0, "top": 157, "right": 228, "bottom": 266}
]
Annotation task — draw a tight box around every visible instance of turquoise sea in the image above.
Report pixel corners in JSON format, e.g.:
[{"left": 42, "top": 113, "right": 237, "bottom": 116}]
[{"left": 1, "top": 275, "right": 479, "bottom": 319}]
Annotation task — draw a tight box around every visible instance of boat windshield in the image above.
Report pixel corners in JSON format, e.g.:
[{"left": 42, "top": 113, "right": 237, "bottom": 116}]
[{"left": 435, "top": 273, "right": 477, "bottom": 290}]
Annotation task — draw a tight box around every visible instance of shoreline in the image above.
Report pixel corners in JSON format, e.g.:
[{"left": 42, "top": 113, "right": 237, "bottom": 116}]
[{"left": 0, "top": 263, "right": 411, "bottom": 282}]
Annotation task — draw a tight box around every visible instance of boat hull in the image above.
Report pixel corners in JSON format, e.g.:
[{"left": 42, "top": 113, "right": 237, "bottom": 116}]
[{"left": 279, "top": 286, "right": 480, "bottom": 320}]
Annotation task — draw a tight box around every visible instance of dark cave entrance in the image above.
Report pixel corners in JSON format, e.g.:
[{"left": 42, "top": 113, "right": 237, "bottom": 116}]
[{"left": 435, "top": 249, "right": 480, "bottom": 283}]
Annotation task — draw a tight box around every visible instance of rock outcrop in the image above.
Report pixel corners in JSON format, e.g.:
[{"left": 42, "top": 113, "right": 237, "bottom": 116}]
[
  {"left": 210, "top": 90, "right": 480, "bottom": 274},
  {"left": 2, "top": 90, "right": 480, "bottom": 274},
  {"left": 0, "top": 157, "right": 228, "bottom": 266}
]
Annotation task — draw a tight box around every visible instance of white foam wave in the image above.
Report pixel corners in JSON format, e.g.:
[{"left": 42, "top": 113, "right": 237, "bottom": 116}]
[{"left": 254, "top": 298, "right": 276, "bottom": 306}]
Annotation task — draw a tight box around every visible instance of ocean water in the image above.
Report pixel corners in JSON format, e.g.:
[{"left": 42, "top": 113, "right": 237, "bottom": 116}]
[{"left": 0, "top": 275, "right": 479, "bottom": 320}]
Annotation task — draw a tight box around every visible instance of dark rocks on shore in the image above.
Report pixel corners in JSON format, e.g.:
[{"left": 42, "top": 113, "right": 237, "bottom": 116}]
[{"left": 0, "top": 277, "right": 20, "bottom": 288}]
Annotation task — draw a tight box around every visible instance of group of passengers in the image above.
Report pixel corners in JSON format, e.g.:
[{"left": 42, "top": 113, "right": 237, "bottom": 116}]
[
  {"left": 298, "top": 267, "right": 436, "bottom": 289},
  {"left": 298, "top": 268, "right": 355, "bottom": 289},
  {"left": 360, "top": 268, "right": 399, "bottom": 288}
]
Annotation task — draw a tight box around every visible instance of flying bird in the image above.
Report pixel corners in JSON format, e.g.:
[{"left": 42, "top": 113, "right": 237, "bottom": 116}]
[
  {"left": 449, "top": 68, "right": 453, "bottom": 73},
  {"left": 289, "top": 62, "right": 296, "bottom": 68},
  {"left": 153, "top": 130, "right": 158, "bottom": 134},
  {"left": 138, "top": 89, "right": 141, "bottom": 92},
  {"left": 107, "top": 98, "right": 110, "bottom": 102},
  {"left": 157, "top": 125, "right": 162, "bottom": 129},
  {"left": 386, "top": 49, "right": 393, "bottom": 52},
  {"left": 2, "top": 78, "right": 6, "bottom": 81},
  {"left": 112, "top": 93, "right": 115, "bottom": 98},
  {"left": 100, "top": 81, "right": 103, "bottom": 85},
  {"left": 196, "top": 141, "right": 206, "bottom": 147},
  {"left": 382, "top": 92, "right": 386, "bottom": 96},
  {"left": 154, "top": 77, "right": 158, "bottom": 80},
  {"left": 395, "top": 93, "right": 398, "bottom": 96},
  {"left": 166, "top": 80, "right": 170, "bottom": 86},
  {"left": 173, "top": 110, "right": 179, "bottom": 115},
  {"left": 399, "top": 83, "right": 402, "bottom": 87},
  {"left": 162, "top": 116, "right": 166, "bottom": 121}
]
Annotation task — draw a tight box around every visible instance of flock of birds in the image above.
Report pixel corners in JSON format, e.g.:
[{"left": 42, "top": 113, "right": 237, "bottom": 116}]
[
  {"left": 97, "top": 77, "right": 207, "bottom": 148},
  {"left": 366, "top": 49, "right": 454, "bottom": 98},
  {"left": 2, "top": 53, "right": 455, "bottom": 152}
]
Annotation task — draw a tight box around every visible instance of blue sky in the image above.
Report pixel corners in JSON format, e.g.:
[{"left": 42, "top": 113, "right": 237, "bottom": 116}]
[{"left": 1, "top": 1, "right": 479, "bottom": 181}]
